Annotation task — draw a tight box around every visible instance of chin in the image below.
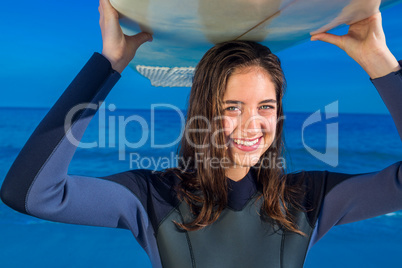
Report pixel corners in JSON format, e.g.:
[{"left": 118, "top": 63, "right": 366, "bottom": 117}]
[{"left": 229, "top": 151, "right": 263, "bottom": 168}]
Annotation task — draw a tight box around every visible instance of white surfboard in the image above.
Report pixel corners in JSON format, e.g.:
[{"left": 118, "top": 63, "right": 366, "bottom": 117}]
[{"left": 110, "top": 0, "right": 402, "bottom": 87}]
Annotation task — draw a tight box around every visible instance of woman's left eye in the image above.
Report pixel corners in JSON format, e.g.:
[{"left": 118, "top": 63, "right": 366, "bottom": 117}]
[{"left": 259, "top": 105, "right": 274, "bottom": 110}]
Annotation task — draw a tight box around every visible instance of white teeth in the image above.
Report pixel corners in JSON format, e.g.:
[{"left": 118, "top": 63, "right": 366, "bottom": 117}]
[{"left": 233, "top": 138, "right": 260, "bottom": 146}]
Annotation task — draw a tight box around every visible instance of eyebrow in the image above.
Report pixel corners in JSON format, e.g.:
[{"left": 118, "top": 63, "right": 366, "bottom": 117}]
[{"left": 224, "top": 99, "right": 277, "bottom": 105}]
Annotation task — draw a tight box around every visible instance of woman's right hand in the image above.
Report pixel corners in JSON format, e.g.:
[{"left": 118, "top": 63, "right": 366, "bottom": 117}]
[{"left": 99, "top": 0, "right": 152, "bottom": 73}]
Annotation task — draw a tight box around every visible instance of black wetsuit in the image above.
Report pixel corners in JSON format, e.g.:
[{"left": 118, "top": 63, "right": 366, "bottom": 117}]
[{"left": 1, "top": 53, "right": 402, "bottom": 268}]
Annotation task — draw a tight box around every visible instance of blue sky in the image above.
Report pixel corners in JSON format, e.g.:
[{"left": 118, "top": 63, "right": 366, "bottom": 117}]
[{"left": 0, "top": 0, "right": 401, "bottom": 114}]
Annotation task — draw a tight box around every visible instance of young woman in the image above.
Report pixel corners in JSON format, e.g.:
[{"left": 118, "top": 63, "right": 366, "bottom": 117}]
[{"left": 1, "top": 0, "right": 401, "bottom": 267}]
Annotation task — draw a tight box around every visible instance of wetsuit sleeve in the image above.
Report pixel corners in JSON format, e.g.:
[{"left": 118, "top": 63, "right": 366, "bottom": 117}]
[
  {"left": 0, "top": 53, "right": 150, "bottom": 232},
  {"left": 310, "top": 62, "right": 402, "bottom": 246}
]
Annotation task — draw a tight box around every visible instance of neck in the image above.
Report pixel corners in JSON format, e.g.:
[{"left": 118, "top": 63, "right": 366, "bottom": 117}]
[{"left": 225, "top": 166, "right": 250, "bottom": 182}]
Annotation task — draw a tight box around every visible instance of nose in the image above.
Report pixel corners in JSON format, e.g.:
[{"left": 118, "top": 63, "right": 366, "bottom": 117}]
[{"left": 240, "top": 110, "right": 264, "bottom": 136}]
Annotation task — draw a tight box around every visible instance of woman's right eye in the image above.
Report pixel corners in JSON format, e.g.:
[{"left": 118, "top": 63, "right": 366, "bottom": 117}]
[{"left": 225, "top": 106, "right": 239, "bottom": 111}]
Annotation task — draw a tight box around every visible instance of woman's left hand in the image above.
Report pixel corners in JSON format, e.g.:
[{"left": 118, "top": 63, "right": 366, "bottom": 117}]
[{"left": 311, "top": 12, "right": 400, "bottom": 79}]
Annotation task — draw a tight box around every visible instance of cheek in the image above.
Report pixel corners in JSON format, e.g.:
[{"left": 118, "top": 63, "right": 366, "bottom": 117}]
[
  {"left": 223, "top": 117, "right": 238, "bottom": 137},
  {"left": 263, "top": 115, "right": 277, "bottom": 136}
]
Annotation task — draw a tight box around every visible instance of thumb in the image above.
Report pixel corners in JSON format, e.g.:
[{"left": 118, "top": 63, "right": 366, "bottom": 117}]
[
  {"left": 127, "top": 32, "right": 153, "bottom": 50},
  {"left": 311, "top": 32, "right": 344, "bottom": 49}
]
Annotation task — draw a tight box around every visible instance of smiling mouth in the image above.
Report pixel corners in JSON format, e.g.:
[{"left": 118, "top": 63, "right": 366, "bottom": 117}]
[{"left": 232, "top": 137, "right": 261, "bottom": 146}]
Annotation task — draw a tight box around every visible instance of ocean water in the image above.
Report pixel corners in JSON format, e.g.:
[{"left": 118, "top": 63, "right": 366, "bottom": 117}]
[{"left": 0, "top": 107, "right": 401, "bottom": 267}]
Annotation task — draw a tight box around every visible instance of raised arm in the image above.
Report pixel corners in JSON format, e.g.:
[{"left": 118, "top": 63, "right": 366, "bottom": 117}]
[
  {"left": 308, "top": 12, "right": 402, "bottom": 247},
  {"left": 309, "top": 66, "right": 402, "bottom": 247},
  {"left": 0, "top": 0, "right": 152, "bottom": 226}
]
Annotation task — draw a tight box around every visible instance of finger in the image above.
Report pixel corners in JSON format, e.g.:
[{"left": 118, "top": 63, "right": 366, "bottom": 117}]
[
  {"left": 98, "top": 3, "right": 103, "bottom": 20},
  {"left": 100, "top": 0, "right": 116, "bottom": 14},
  {"left": 127, "top": 32, "right": 153, "bottom": 49},
  {"left": 100, "top": 0, "right": 118, "bottom": 20},
  {"left": 100, "top": 0, "right": 111, "bottom": 9},
  {"left": 311, "top": 32, "right": 344, "bottom": 49}
]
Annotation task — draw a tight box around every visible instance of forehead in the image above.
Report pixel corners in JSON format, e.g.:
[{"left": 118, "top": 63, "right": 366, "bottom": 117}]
[{"left": 223, "top": 66, "right": 276, "bottom": 101}]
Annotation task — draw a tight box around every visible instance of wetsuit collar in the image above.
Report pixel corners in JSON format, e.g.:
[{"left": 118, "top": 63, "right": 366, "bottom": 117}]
[{"left": 227, "top": 169, "right": 258, "bottom": 211}]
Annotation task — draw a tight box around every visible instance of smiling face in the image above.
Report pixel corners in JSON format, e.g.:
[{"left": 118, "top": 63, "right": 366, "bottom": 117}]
[
  {"left": 181, "top": 41, "right": 285, "bottom": 181},
  {"left": 222, "top": 66, "right": 278, "bottom": 179}
]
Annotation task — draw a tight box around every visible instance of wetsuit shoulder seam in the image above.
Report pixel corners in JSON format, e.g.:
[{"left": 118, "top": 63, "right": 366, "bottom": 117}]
[{"left": 155, "top": 201, "right": 181, "bottom": 237}]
